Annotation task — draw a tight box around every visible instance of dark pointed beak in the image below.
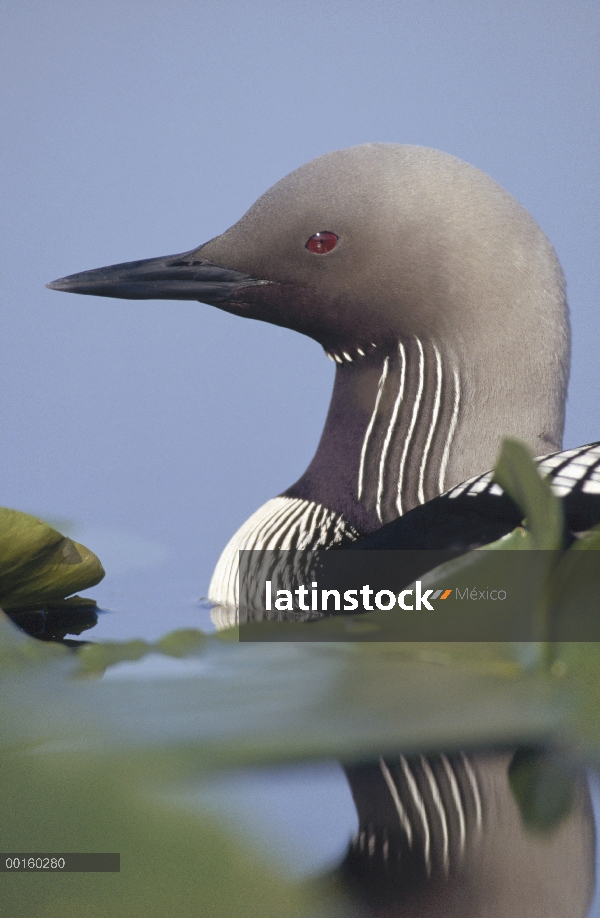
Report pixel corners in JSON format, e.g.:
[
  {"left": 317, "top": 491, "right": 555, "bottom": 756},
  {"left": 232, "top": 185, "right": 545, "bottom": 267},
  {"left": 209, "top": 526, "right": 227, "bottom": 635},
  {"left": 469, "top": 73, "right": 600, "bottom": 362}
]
[{"left": 47, "top": 251, "right": 270, "bottom": 304}]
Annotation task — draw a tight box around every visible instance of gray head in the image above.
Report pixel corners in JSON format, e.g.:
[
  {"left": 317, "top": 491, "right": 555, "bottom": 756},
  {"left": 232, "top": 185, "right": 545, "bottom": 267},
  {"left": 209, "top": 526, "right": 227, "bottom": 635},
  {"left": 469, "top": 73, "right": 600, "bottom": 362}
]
[{"left": 49, "top": 144, "right": 569, "bottom": 527}]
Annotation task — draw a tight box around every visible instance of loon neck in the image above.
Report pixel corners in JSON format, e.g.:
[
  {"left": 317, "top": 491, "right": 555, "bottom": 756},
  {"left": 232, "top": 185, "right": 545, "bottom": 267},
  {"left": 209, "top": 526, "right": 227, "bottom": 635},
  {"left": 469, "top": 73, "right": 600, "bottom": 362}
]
[{"left": 283, "top": 336, "right": 462, "bottom": 532}]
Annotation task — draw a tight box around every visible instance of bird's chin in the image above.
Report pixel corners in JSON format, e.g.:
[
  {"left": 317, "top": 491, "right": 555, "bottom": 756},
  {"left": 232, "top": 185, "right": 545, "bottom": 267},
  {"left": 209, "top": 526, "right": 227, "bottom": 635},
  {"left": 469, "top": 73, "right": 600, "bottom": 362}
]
[{"left": 222, "top": 280, "right": 369, "bottom": 346}]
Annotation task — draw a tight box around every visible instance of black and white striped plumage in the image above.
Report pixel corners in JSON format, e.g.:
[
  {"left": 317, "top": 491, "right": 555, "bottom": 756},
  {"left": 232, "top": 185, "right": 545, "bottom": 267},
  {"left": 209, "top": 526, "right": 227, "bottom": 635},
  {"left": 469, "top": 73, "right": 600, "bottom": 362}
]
[
  {"left": 351, "top": 440, "right": 600, "bottom": 552},
  {"left": 352, "top": 336, "right": 462, "bottom": 522},
  {"left": 346, "top": 753, "right": 483, "bottom": 880},
  {"left": 210, "top": 441, "right": 600, "bottom": 616}
]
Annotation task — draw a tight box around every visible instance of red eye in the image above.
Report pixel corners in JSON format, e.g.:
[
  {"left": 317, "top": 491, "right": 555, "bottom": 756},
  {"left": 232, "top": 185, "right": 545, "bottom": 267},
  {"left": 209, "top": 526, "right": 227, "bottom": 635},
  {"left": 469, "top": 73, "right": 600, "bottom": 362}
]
[{"left": 306, "top": 231, "right": 338, "bottom": 254}]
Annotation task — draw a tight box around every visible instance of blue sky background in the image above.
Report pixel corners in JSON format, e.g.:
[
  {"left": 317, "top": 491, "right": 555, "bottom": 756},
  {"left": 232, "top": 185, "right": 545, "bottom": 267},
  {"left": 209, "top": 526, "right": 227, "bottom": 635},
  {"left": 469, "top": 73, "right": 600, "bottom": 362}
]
[{"left": 1, "top": 1, "right": 599, "bottom": 640}]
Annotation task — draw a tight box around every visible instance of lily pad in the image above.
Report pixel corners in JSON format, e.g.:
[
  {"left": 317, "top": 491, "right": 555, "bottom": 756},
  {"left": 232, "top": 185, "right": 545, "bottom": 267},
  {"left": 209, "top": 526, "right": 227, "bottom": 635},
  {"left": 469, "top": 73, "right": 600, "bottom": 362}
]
[
  {"left": 0, "top": 507, "right": 104, "bottom": 610},
  {"left": 77, "top": 629, "right": 207, "bottom": 677}
]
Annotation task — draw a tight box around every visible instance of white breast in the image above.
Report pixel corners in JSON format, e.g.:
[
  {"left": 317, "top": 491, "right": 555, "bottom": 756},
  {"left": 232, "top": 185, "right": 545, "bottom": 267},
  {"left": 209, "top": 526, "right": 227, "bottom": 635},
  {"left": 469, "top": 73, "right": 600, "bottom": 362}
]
[{"left": 209, "top": 496, "right": 359, "bottom": 626}]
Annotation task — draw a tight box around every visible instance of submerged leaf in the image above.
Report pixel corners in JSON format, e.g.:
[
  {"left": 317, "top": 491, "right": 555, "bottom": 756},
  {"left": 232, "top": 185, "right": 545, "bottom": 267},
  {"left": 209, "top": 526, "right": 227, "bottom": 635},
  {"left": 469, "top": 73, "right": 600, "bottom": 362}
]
[{"left": 508, "top": 747, "right": 576, "bottom": 831}]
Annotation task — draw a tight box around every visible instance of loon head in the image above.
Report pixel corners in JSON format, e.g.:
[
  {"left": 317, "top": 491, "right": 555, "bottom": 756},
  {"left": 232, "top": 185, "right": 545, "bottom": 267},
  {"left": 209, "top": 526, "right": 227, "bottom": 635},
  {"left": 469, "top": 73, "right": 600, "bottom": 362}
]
[{"left": 48, "top": 143, "right": 569, "bottom": 528}]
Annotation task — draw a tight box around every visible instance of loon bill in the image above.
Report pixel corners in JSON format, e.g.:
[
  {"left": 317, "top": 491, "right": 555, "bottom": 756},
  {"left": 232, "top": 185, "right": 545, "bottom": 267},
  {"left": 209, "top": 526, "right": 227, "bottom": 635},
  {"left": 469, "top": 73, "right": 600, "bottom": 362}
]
[{"left": 48, "top": 144, "right": 596, "bottom": 915}]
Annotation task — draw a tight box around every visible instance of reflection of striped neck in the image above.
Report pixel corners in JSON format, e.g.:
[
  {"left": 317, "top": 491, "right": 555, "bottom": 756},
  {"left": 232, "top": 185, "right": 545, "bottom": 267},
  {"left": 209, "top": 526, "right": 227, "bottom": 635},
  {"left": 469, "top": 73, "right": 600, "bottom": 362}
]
[
  {"left": 345, "top": 752, "right": 483, "bottom": 881},
  {"left": 284, "top": 336, "right": 461, "bottom": 532}
]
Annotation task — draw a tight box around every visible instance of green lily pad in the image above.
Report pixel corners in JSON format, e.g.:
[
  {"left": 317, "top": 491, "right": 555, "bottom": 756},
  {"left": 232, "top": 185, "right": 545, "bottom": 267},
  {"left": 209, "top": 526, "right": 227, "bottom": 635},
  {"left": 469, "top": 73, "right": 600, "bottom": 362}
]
[
  {"left": 0, "top": 507, "right": 104, "bottom": 610},
  {"left": 77, "top": 629, "right": 207, "bottom": 676}
]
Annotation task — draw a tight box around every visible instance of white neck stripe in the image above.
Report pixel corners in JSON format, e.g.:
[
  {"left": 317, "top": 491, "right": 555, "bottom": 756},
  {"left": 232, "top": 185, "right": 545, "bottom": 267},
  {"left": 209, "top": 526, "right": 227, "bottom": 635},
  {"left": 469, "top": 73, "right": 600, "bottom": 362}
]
[
  {"left": 379, "top": 757, "right": 413, "bottom": 846},
  {"left": 418, "top": 344, "right": 443, "bottom": 505},
  {"left": 460, "top": 752, "right": 483, "bottom": 832},
  {"left": 396, "top": 337, "right": 425, "bottom": 515},
  {"left": 438, "top": 366, "right": 461, "bottom": 494},
  {"left": 400, "top": 754, "right": 431, "bottom": 876},
  {"left": 440, "top": 754, "right": 466, "bottom": 857},
  {"left": 358, "top": 356, "right": 389, "bottom": 500},
  {"left": 420, "top": 755, "right": 450, "bottom": 875},
  {"left": 376, "top": 340, "right": 406, "bottom": 521}
]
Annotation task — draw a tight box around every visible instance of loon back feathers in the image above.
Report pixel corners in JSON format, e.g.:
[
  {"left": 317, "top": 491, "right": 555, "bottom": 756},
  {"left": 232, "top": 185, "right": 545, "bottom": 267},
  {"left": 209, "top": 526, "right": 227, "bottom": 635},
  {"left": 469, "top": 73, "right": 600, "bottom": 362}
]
[{"left": 352, "top": 440, "right": 600, "bottom": 552}]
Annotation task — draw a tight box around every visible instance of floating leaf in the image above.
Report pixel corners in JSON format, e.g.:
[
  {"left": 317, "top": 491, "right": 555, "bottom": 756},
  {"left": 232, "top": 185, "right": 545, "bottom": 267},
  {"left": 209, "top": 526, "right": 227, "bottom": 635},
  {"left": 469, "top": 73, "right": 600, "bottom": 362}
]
[
  {"left": 0, "top": 507, "right": 104, "bottom": 609},
  {"left": 77, "top": 629, "right": 207, "bottom": 676},
  {"left": 0, "top": 609, "right": 70, "bottom": 669}
]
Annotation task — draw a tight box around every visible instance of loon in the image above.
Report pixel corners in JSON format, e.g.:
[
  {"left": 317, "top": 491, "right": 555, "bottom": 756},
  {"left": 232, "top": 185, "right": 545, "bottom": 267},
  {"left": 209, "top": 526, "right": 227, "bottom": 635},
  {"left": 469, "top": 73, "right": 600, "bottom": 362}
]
[{"left": 48, "top": 144, "right": 596, "bottom": 916}]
